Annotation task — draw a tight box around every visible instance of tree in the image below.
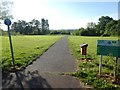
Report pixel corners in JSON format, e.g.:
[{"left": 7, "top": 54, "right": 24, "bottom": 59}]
[
  {"left": 34, "top": 19, "right": 41, "bottom": 34},
  {"left": 11, "top": 20, "right": 28, "bottom": 34},
  {"left": 41, "top": 18, "right": 49, "bottom": 34},
  {"left": 96, "top": 16, "right": 113, "bottom": 35},
  {"left": 0, "top": 0, "right": 13, "bottom": 20},
  {"left": 85, "top": 22, "right": 97, "bottom": 36},
  {"left": 104, "top": 20, "right": 117, "bottom": 36},
  {"left": 30, "top": 19, "right": 41, "bottom": 35},
  {"left": 41, "top": 18, "right": 45, "bottom": 34},
  {"left": 11, "top": 19, "right": 49, "bottom": 35},
  {"left": 11, "top": 22, "right": 18, "bottom": 33},
  {"left": 118, "top": 19, "right": 120, "bottom": 37},
  {"left": 86, "top": 22, "right": 96, "bottom": 29},
  {"left": 0, "top": 0, "right": 13, "bottom": 30}
]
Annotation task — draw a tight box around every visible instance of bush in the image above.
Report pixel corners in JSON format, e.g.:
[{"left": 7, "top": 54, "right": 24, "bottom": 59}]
[{"left": 71, "top": 71, "right": 87, "bottom": 78}]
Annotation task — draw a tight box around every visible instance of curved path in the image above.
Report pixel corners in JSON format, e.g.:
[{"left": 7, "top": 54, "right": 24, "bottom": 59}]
[{"left": 2, "top": 36, "right": 91, "bottom": 89}]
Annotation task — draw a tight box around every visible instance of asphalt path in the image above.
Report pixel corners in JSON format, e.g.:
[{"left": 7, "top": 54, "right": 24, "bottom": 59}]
[
  {"left": 25, "top": 36, "right": 77, "bottom": 73},
  {"left": 2, "top": 36, "right": 91, "bottom": 89}
]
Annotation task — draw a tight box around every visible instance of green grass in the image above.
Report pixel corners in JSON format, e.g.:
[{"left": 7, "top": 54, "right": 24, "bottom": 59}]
[
  {"left": 68, "top": 36, "right": 120, "bottom": 89},
  {"left": 1, "top": 35, "right": 62, "bottom": 71}
]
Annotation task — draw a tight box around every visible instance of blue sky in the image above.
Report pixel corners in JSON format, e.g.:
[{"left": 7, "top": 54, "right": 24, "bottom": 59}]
[
  {"left": 48, "top": 2, "right": 118, "bottom": 20},
  {"left": 1, "top": 0, "right": 119, "bottom": 30}
]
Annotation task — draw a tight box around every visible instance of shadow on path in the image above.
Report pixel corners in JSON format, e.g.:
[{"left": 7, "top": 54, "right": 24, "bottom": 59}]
[{"left": 2, "top": 70, "right": 52, "bottom": 89}]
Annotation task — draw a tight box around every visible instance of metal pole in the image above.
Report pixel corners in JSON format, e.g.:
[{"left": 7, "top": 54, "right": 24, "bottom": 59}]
[
  {"left": 99, "top": 55, "right": 102, "bottom": 76},
  {"left": 7, "top": 25, "right": 15, "bottom": 69}
]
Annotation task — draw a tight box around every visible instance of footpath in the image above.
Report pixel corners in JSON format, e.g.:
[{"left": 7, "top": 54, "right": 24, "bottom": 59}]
[{"left": 2, "top": 36, "right": 90, "bottom": 89}]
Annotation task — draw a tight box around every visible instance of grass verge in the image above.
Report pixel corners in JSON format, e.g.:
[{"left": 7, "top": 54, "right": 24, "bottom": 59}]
[{"left": 68, "top": 36, "right": 120, "bottom": 89}]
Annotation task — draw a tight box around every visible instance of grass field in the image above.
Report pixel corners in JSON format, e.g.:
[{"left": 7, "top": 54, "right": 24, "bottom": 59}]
[
  {"left": 68, "top": 36, "right": 120, "bottom": 88},
  {"left": 1, "top": 35, "right": 120, "bottom": 88},
  {"left": 1, "top": 35, "right": 62, "bottom": 71},
  {"left": 68, "top": 36, "right": 118, "bottom": 59}
]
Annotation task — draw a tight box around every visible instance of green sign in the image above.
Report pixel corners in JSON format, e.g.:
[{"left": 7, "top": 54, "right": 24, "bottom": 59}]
[{"left": 97, "top": 40, "right": 120, "bottom": 57}]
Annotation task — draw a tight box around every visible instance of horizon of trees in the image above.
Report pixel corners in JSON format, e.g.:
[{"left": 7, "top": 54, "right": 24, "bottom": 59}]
[
  {"left": 1, "top": 16, "right": 120, "bottom": 36},
  {"left": 10, "top": 18, "right": 49, "bottom": 35},
  {"left": 72, "top": 16, "right": 120, "bottom": 36}
]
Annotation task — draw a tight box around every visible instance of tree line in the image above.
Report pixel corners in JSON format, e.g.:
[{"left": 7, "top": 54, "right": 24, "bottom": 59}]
[
  {"left": 50, "top": 30, "right": 71, "bottom": 35},
  {"left": 72, "top": 16, "right": 120, "bottom": 36},
  {"left": 10, "top": 18, "right": 49, "bottom": 35},
  {"left": 1, "top": 16, "right": 119, "bottom": 36}
]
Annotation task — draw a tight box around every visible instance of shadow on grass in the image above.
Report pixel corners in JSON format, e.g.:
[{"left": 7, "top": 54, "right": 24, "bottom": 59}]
[{"left": 2, "top": 70, "right": 52, "bottom": 89}]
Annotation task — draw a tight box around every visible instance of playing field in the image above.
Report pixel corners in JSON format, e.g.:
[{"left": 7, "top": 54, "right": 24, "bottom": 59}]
[{"left": 1, "top": 35, "right": 62, "bottom": 70}]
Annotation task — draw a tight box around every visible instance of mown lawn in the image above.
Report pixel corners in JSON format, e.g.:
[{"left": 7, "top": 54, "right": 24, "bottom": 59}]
[
  {"left": 68, "top": 36, "right": 120, "bottom": 89},
  {"left": 1, "top": 35, "right": 62, "bottom": 71}
]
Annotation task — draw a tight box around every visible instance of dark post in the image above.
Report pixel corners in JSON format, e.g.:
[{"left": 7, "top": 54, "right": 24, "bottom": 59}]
[
  {"left": 8, "top": 25, "right": 15, "bottom": 68},
  {"left": 4, "top": 18, "right": 15, "bottom": 69}
]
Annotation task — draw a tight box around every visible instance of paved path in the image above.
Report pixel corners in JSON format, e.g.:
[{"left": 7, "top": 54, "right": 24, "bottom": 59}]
[
  {"left": 2, "top": 36, "right": 91, "bottom": 89},
  {"left": 25, "top": 36, "right": 77, "bottom": 73}
]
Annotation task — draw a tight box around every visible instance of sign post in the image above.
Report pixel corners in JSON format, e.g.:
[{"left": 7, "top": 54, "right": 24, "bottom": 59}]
[
  {"left": 4, "top": 18, "right": 15, "bottom": 69},
  {"left": 98, "top": 55, "right": 102, "bottom": 76},
  {"left": 97, "top": 40, "right": 120, "bottom": 78},
  {"left": 114, "top": 57, "right": 118, "bottom": 81},
  {"left": 97, "top": 40, "right": 120, "bottom": 57}
]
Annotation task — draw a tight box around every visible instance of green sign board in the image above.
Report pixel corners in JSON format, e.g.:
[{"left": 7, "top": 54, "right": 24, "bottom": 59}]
[{"left": 97, "top": 40, "right": 120, "bottom": 57}]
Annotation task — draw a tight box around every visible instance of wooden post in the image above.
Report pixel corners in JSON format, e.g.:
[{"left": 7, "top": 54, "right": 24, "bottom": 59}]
[{"left": 99, "top": 55, "right": 102, "bottom": 76}]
